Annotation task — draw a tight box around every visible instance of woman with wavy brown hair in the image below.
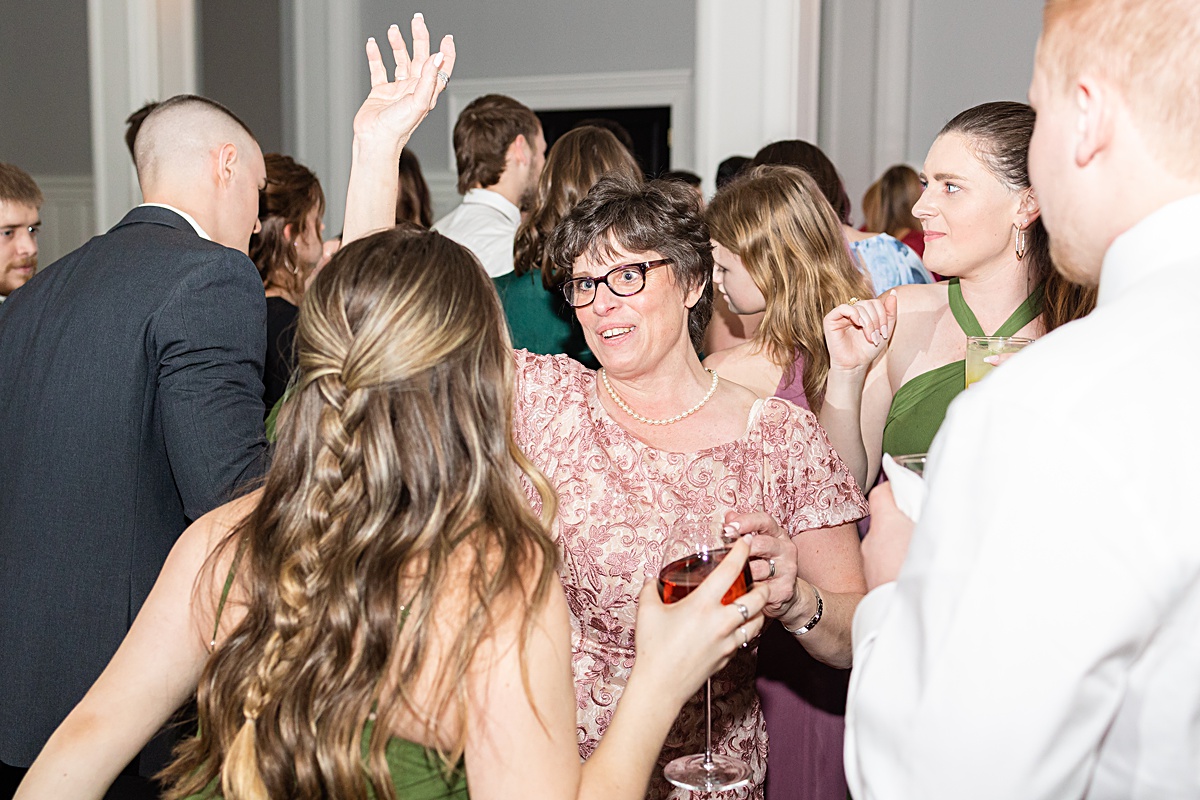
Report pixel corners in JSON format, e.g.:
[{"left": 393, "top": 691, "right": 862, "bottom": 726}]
[
  {"left": 17, "top": 226, "right": 766, "bottom": 800},
  {"left": 249, "top": 153, "right": 326, "bottom": 412},
  {"left": 16, "top": 19, "right": 767, "bottom": 800},
  {"left": 496, "top": 125, "right": 642, "bottom": 367}
]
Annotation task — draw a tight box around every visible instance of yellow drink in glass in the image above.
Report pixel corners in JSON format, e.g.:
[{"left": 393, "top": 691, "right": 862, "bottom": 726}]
[{"left": 965, "top": 336, "right": 1034, "bottom": 388}]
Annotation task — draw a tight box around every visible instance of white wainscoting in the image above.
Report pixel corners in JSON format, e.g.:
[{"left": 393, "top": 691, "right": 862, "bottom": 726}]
[{"left": 34, "top": 175, "right": 97, "bottom": 267}]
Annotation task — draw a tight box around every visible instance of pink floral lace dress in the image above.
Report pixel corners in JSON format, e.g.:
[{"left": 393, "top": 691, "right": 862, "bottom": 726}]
[{"left": 513, "top": 352, "right": 867, "bottom": 799}]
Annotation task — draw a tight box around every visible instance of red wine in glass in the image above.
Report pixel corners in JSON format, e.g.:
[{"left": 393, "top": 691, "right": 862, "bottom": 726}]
[
  {"left": 655, "top": 522, "right": 755, "bottom": 792},
  {"left": 658, "top": 547, "right": 754, "bottom": 606}
]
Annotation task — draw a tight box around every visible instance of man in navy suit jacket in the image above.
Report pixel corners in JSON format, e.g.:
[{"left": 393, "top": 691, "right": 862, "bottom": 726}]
[{"left": 0, "top": 95, "right": 269, "bottom": 789}]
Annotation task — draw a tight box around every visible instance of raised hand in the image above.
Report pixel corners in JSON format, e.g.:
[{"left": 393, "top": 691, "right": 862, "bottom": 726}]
[
  {"left": 353, "top": 14, "right": 457, "bottom": 151},
  {"left": 824, "top": 290, "right": 898, "bottom": 373}
]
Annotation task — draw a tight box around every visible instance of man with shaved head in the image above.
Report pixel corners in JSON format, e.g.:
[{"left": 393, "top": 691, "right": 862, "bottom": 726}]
[
  {"left": 0, "top": 94, "right": 268, "bottom": 792},
  {"left": 845, "top": 1, "right": 1200, "bottom": 798}
]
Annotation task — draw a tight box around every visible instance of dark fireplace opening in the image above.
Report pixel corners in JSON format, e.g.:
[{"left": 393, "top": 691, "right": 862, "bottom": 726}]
[{"left": 535, "top": 106, "right": 672, "bottom": 179}]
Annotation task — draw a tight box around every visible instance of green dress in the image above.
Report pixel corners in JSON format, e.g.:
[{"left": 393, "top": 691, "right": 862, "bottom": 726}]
[
  {"left": 182, "top": 560, "right": 469, "bottom": 800},
  {"left": 880, "top": 278, "right": 1042, "bottom": 458},
  {"left": 493, "top": 269, "right": 598, "bottom": 369}
]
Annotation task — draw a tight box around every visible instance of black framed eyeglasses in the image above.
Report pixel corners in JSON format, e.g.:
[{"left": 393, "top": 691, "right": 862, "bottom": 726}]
[{"left": 560, "top": 259, "right": 672, "bottom": 308}]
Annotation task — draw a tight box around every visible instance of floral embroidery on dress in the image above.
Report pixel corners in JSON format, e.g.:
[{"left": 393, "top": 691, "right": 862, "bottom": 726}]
[{"left": 513, "top": 351, "right": 867, "bottom": 799}]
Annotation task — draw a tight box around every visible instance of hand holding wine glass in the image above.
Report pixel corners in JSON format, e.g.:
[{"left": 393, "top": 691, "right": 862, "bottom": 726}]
[
  {"left": 638, "top": 521, "right": 768, "bottom": 791},
  {"left": 635, "top": 533, "right": 767, "bottom": 702}
]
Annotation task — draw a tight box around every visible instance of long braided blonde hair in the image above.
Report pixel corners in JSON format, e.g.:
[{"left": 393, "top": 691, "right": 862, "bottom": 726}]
[{"left": 162, "top": 228, "right": 558, "bottom": 800}]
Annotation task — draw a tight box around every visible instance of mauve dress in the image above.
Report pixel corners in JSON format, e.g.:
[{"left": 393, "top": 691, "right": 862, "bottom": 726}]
[
  {"left": 757, "top": 355, "right": 852, "bottom": 800},
  {"left": 512, "top": 351, "right": 867, "bottom": 800}
]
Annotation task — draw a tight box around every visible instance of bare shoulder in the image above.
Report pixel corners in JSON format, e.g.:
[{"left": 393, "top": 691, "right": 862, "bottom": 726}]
[
  {"left": 187, "top": 489, "right": 261, "bottom": 553},
  {"left": 705, "top": 343, "right": 778, "bottom": 399},
  {"left": 887, "top": 280, "right": 947, "bottom": 310}
]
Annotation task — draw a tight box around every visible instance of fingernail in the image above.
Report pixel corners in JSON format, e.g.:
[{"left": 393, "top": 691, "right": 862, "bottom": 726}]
[
  {"left": 890, "top": 289, "right": 897, "bottom": 295},
  {"left": 872, "top": 332, "right": 881, "bottom": 345},
  {"left": 984, "top": 355, "right": 999, "bottom": 365},
  {"left": 414, "top": 12, "right": 424, "bottom": 18},
  {"left": 433, "top": 52, "right": 444, "bottom": 67},
  {"left": 722, "top": 524, "right": 737, "bottom": 537},
  {"left": 446, "top": 34, "right": 454, "bottom": 40},
  {"left": 390, "top": 23, "right": 398, "bottom": 29},
  {"left": 729, "top": 521, "right": 741, "bottom": 532},
  {"left": 881, "top": 324, "right": 890, "bottom": 338},
  {"left": 741, "top": 533, "right": 755, "bottom": 543}
]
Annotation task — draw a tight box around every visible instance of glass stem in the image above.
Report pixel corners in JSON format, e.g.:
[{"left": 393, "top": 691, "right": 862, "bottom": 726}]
[{"left": 704, "top": 676, "right": 714, "bottom": 766}]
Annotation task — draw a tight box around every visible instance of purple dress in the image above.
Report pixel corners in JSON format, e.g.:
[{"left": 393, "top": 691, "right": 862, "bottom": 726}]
[{"left": 756, "top": 355, "right": 851, "bottom": 800}]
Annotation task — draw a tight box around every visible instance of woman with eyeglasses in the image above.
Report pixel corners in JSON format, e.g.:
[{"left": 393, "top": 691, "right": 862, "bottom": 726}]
[{"left": 343, "top": 81, "right": 869, "bottom": 798}]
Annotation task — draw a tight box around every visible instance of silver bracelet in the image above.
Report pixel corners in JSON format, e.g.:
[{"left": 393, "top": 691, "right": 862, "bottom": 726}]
[{"left": 782, "top": 584, "right": 823, "bottom": 635}]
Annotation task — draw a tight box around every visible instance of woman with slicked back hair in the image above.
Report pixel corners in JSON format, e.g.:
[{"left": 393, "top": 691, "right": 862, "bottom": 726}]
[
  {"left": 819, "top": 101, "right": 1097, "bottom": 492},
  {"left": 497, "top": 125, "right": 642, "bottom": 366}
]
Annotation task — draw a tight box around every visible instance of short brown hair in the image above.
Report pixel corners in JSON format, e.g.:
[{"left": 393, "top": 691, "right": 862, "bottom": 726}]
[
  {"left": 0, "top": 164, "right": 43, "bottom": 209},
  {"left": 452, "top": 94, "right": 541, "bottom": 195},
  {"left": 549, "top": 175, "right": 714, "bottom": 352},
  {"left": 1040, "top": 0, "right": 1200, "bottom": 177}
]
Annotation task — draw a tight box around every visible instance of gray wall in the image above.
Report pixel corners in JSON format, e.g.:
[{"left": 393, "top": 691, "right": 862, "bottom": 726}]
[
  {"left": 0, "top": 0, "right": 92, "bottom": 175},
  {"left": 358, "top": 0, "right": 697, "bottom": 177},
  {"left": 906, "top": 0, "right": 1042, "bottom": 166},
  {"left": 820, "top": 0, "right": 1043, "bottom": 223},
  {"left": 199, "top": 0, "right": 285, "bottom": 154}
]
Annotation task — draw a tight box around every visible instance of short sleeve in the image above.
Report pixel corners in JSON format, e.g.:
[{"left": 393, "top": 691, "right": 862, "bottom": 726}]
[
  {"left": 511, "top": 348, "right": 592, "bottom": 458},
  {"left": 758, "top": 398, "right": 868, "bottom": 538}
]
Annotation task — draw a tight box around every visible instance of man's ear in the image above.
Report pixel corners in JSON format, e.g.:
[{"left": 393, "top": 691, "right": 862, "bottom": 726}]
[
  {"left": 507, "top": 134, "right": 530, "bottom": 166},
  {"left": 1074, "top": 76, "right": 1112, "bottom": 169},
  {"left": 215, "top": 142, "right": 239, "bottom": 187}
]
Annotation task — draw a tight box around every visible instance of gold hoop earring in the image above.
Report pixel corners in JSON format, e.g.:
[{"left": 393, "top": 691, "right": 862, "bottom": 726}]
[{"left": 1014, "top": 224, "right": 1027, "bottom": 261}]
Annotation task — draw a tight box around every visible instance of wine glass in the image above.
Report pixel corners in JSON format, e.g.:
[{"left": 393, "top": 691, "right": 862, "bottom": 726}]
[{"left": 657, "top": 518, "right": 754, "bottom": 792}]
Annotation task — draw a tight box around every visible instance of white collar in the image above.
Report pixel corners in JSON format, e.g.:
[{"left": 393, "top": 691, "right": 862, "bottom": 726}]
[
  {"left": 461, "top": 188, "right": 522, "bottom": 225},
  {"left": 1099, "top": 193, "right": 1200, "bottom": 306},
  {"left": 138, "top": 203, "right": 212, "bottom": 240}
]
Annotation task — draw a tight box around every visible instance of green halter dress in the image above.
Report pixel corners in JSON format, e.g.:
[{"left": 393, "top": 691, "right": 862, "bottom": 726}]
[
  {"left": 181, "top": 560, "right": 470, "bottom": 800},
  {"left": 880, "top": 278, "right": 1043, "bottom": 458}
]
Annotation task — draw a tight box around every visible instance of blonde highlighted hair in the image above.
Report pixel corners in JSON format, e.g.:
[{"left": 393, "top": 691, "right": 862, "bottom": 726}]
[
  {"left": 1040, "top": 0, "right": 1200, "bottom": 178},
  {"left": 706, "top": 165, "right": 872, "bottom": 410},
  {"left": 161, "top": 228, "right": 558, "bottom": 800}
]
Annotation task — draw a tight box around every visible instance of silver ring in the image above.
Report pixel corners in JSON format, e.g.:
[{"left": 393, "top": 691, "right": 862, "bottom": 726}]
[
  {"left": 436, "top": 69, "right": 450, "bottom": 86},
  {"left": 738, "top": 626, "right": 749, "bottom": 648},
  {"left": 735, "top": 602, "right": 749, "bottom": 622},
  {"left": 768, "top": 559, "right": 776, "bottom": 579}
]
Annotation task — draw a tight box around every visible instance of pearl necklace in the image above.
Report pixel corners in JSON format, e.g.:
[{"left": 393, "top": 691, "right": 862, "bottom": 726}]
[{"left": 600, "top": 367, "right": 720, "bottom": 426}]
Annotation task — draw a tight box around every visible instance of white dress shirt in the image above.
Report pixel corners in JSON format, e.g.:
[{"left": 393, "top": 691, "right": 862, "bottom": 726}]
[
  {"left": 431, "top": 188, "right": 521, "bottom": 277},
  {"left": 846, "top": 194, "right": 1200, "bottom": 799},
  {"left": 138, "top": 203, "right": 211, "bottom": 239}
]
